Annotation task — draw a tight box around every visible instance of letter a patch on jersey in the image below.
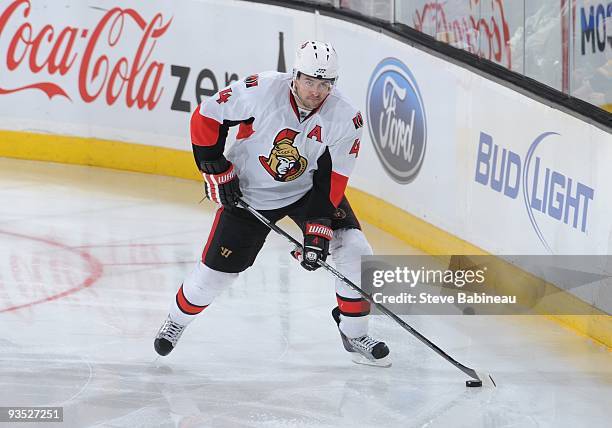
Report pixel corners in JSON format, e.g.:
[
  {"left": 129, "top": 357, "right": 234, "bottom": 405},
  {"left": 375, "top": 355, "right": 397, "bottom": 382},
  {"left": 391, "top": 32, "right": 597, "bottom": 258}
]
[
  {"left": 307, "top": 125, "right": 323, "bottom": 143},
  {"left": 259, "top": 128, "right": 307, "bottom": 182}
]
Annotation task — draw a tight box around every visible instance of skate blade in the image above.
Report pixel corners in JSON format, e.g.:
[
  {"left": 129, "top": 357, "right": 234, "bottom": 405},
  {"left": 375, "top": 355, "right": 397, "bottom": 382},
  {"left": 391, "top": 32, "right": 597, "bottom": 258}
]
[{"left": 350, "top": 353, "right": 392, "bottom": 368}]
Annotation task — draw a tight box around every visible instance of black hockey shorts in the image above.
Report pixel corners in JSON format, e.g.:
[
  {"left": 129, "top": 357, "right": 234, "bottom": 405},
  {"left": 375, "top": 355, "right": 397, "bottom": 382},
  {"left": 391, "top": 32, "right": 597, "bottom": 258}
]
[{"left": 201, "top": 194, "right": 361, "bottom": 273}]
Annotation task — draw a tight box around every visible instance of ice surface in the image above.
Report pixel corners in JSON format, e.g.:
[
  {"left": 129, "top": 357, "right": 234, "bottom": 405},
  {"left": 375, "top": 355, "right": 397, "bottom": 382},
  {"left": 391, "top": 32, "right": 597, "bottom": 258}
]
[{"left": 0, "top": 158, "right": 610, "bottom": 428}]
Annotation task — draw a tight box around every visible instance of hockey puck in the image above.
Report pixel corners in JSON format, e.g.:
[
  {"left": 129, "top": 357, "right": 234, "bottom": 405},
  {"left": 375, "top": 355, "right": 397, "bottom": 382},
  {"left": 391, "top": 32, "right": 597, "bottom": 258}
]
[{"left": 466, "top": 379, "right": 482, "bottom": 387}]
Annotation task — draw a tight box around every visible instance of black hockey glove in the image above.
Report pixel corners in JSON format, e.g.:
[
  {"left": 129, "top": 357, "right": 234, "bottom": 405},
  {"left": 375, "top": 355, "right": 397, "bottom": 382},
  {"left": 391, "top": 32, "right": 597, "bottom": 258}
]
[
  {"left": 297, "top": 219, "right": 333, "bottom": 271},
  {"left": 201, "top": 156, "right": 242, "bottom": 207}
]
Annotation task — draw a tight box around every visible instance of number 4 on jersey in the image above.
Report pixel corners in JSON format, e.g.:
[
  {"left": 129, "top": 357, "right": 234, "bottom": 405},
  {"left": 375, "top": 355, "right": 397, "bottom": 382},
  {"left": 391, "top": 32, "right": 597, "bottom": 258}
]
[
  {"left": 216, "top": 88, "right": 233, "bottom": 104},
  {"left": 349, "top": 138, "right": 360, "bottom": 157}
]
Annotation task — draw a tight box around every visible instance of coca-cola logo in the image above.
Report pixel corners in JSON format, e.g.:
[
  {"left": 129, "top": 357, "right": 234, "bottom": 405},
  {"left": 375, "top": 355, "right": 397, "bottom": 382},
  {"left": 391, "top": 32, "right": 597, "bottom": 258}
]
[
  {"left": 366, "top": 58, "right": 427, "bottom": 184},
  {"left": 414, "top": 0, "right": 512, "bottom": 69},
  {"left": 0, "top": 0, "right": 171, "bottom": 109}
]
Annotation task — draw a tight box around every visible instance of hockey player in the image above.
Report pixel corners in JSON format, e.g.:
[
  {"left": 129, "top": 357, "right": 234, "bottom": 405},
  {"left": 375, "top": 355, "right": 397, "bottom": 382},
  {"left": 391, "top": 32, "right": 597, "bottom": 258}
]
[{"left": 154, "top": 41, "right": 390, "bottom": 367}]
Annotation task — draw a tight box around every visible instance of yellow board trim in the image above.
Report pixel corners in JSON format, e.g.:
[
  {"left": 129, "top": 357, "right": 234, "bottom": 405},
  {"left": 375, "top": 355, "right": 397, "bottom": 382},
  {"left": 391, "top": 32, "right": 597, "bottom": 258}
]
[
  {"left": 0, "top": 129, "right": 201, "bottom": 181},
  {"left": 1, "top": 129, "right": 610, "bottom": 348}
]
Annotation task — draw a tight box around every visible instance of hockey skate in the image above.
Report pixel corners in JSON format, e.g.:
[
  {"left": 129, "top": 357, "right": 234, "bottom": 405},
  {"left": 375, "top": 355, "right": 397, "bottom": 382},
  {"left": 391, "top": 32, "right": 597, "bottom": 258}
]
[
  {"left": 332, "top": 307, "right": 391, "bottom": 367},
  {"left": 154, "top": 316, "right": 186, "bottom": 356}
]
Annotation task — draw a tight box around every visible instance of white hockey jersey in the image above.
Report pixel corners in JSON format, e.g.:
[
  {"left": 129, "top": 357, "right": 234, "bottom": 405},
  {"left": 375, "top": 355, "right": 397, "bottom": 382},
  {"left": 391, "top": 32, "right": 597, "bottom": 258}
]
[{"left": 191, "top": 72, "right": 363, "bottom": 212}]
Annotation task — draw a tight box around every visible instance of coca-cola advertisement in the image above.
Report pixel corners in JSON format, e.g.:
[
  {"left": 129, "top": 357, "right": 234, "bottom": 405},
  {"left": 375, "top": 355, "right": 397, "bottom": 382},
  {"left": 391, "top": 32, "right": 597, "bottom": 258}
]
[
  {"left": 0, "top": 0, "right": 296, "bottom": 149},
  {"left": 0, "top": 0, "right": 170, "bottom": 108}
]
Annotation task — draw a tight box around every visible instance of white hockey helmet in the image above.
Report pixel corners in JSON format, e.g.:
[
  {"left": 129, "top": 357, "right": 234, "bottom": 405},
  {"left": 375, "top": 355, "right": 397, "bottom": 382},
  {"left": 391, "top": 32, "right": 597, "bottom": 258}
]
[{"left": 293, "top": 40, "right": 339, "bottom": 83}]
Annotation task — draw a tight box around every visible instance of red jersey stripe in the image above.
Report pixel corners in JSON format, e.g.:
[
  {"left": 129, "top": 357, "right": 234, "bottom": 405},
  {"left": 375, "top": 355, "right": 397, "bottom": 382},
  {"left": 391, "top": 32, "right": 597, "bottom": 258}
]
[
  {"left": 201, "top": 206, "right": 224, "bottom": 262},
  {"left": 236, "top": 122, "right": 255, "bottom": 139},
  {"left": 191, "top": 107, "right": 221, "bottom": 147},
  {"left": 330, "top": 171, "right": 349, "bottom": 207}
]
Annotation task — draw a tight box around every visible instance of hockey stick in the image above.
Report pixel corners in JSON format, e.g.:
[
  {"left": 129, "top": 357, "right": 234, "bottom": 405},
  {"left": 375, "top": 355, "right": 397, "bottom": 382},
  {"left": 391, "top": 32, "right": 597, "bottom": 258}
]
[{"left": 237, "top": 197, "right": 495, "bottom": 387}]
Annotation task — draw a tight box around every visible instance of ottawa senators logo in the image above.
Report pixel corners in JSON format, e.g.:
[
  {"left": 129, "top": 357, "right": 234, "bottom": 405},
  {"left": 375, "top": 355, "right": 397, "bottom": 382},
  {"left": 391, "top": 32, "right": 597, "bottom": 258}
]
[{"left": 259, "top": 129, "right": 307, "bottom": 182}]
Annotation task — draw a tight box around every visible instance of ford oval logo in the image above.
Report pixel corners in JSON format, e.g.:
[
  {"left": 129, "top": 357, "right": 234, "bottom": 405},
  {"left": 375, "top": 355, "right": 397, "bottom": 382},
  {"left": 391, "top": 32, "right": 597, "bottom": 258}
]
[{"left": 366, "top": 58, "right": 427, "bottom": 184}]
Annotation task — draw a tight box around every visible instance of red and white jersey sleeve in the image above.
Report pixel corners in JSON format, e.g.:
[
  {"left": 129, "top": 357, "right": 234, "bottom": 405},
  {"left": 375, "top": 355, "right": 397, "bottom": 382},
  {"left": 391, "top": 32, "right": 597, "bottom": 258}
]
[
  {"left": 190, "top": 73, "right": 275, "bottom": 150},
  {"left": 326, "top": 113, "right": 363, "bottom": 207},
  {"left": 197, "top": 76, "right": 261, "bottom": 125}
]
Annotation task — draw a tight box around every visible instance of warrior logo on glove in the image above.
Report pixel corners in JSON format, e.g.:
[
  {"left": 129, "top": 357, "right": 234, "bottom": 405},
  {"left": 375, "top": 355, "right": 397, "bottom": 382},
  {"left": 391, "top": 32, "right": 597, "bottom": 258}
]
[{"left": 259, "top": 129, "right": 307, "bottom": 182}]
